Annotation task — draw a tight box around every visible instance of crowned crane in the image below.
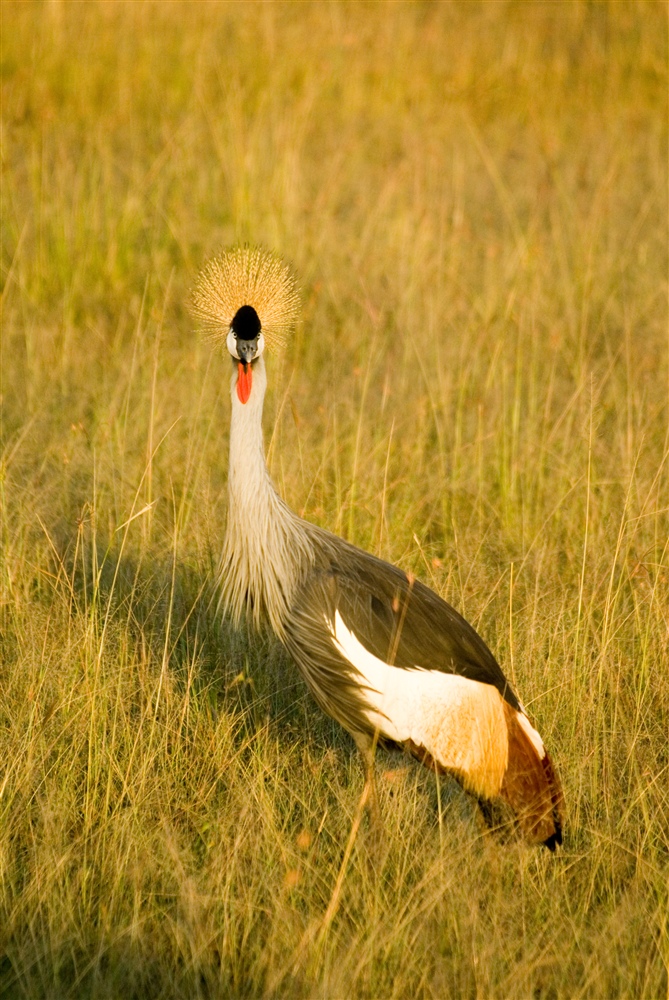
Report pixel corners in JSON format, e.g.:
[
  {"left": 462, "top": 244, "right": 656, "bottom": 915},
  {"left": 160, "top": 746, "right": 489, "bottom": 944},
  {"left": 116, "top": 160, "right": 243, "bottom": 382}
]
[{"left": 193, "top": 248, "right": 564, "bottom": 849}]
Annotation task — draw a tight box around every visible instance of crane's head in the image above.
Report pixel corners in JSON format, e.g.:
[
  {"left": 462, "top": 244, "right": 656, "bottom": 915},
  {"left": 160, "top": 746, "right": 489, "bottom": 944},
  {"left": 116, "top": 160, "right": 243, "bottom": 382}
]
[
  {"left": 192, "top": 247, "right": 299, "bottom": 405},
  {"left": 226, "top": 305, "right": 265, "bottom": 404}
]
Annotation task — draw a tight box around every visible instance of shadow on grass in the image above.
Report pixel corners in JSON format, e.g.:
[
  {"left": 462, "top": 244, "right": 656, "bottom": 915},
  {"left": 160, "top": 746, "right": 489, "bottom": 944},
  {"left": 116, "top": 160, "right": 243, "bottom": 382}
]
[{"left": 53, "top": 522, "right": 470, "bottom": 822}]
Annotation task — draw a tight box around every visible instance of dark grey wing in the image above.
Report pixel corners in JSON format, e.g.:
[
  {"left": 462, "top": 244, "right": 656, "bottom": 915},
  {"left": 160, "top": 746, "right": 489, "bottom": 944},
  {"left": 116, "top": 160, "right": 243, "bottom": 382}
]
[
  {"left": 285, "top": 532, "right": 520, "bottom": 716},
  {"left": 283, "top": 564, "right": 377, "bottom": 736}
]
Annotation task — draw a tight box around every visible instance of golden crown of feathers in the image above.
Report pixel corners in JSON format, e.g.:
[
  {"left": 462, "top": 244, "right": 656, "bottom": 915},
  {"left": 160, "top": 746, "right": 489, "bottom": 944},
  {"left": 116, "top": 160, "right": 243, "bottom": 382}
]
[{"left": 192, "top": 247, "right": 300, "bottom": 353}]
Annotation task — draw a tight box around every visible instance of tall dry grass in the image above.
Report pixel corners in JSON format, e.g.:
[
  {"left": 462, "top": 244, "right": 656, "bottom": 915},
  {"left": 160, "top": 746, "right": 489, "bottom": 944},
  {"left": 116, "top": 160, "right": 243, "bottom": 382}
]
[{"left": 1, "top": 2, "right": 668, "bottom": 996}]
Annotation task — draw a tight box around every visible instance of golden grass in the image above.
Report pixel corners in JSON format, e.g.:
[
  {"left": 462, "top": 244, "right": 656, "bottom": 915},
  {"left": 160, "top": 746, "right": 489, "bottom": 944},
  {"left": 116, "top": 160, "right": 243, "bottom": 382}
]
[{"left": 1, "top": 1, "right": 668, "bottom": 996}]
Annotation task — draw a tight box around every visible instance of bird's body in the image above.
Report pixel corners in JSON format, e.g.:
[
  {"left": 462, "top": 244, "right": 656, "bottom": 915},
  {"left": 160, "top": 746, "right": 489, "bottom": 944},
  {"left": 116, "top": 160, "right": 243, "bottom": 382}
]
[{"left": 194, "top": 248, "right": 564, "bottom": 849}]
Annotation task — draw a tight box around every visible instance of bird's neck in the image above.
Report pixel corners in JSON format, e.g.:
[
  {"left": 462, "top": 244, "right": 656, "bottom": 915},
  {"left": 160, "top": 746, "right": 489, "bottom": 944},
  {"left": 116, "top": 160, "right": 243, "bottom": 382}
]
[{"left": 220, "top": 355, "right": 314, "bottom": 636}]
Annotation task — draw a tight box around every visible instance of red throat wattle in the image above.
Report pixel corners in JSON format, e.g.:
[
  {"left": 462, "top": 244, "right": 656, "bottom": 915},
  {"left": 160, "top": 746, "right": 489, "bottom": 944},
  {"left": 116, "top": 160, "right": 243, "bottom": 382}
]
[{"left": 237, "top": 362, "right": 252, "bottom": 404}]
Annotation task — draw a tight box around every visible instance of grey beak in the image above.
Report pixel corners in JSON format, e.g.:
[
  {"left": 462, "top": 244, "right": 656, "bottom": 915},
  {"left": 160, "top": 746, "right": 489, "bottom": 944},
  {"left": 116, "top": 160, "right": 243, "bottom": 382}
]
[{"left": 236, "top": 336, "right": 260, "bottom": 364}]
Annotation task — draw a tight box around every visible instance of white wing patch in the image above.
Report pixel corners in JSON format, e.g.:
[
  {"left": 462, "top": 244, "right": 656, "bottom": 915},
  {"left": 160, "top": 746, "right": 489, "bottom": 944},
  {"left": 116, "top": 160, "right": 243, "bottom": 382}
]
[
  {"left": 516, "top": 711, "right": 546, "bottom": 759},
  {"left": 327, "top": 609, "right": 509, "bottom": 798}
]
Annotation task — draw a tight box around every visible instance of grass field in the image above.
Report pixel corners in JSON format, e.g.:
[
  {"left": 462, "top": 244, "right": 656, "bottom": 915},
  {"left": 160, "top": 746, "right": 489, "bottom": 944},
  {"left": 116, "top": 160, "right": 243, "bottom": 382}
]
[{"left": 1, "top": 2, "right": 668, "bottom": 996}]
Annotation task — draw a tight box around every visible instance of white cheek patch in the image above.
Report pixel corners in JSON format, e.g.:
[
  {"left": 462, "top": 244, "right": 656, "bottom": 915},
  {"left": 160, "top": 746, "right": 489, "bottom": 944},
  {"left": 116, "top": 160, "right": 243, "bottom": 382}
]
[
  {"left": 327, "top": 609, "right": 509, "bottom": 798},
  {"left": 256, "top": 332, "right": 266, "bottom": 356},
  {"left": 227, "top": 329, "right": 240, "bottom": 359}
]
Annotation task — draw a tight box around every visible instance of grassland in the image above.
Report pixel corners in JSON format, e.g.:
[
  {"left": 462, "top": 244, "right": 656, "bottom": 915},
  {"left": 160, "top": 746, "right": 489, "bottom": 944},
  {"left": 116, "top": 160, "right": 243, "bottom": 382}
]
[{"left": 1, "top": 2, "right": 668, "bottom": 997}]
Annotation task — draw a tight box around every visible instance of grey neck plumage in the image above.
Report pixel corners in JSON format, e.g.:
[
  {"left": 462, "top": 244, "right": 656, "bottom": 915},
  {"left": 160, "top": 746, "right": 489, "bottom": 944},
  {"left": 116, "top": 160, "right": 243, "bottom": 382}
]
[{"left": 219, "top": 355, "right": 315, "bottom": 637}]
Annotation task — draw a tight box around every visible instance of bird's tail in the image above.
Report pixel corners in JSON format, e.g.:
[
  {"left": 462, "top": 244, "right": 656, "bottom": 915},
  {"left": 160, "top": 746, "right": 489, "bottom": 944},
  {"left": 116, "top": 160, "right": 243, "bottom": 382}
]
[{"left": 499, "top": 702, "right": 564, "bottom": 849}]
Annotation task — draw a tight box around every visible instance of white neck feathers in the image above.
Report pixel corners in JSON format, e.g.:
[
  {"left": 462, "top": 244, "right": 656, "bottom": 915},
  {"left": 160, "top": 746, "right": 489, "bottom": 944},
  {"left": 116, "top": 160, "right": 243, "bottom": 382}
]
[{"left": 219, "top": 356, "right": 314, "bottom": 636}]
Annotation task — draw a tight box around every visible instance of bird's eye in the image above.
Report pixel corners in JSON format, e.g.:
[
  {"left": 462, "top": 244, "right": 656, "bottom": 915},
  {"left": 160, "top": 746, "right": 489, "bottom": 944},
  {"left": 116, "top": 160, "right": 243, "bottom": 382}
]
[{"left": 226, "top": 329, "right": 240, "bottom": 359}]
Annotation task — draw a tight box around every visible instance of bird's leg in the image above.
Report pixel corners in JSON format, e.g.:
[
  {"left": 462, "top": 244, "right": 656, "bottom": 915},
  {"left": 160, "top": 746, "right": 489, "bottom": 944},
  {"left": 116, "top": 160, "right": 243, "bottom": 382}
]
[
  {"left": 477, "top": 796, "right": 497, "bottom": 831},
  {"left": 353, "top": 730, "right": 382, "bottom": 836},
  {"left": 476, "top": 796, "right": 514, "bottom": 844}
]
